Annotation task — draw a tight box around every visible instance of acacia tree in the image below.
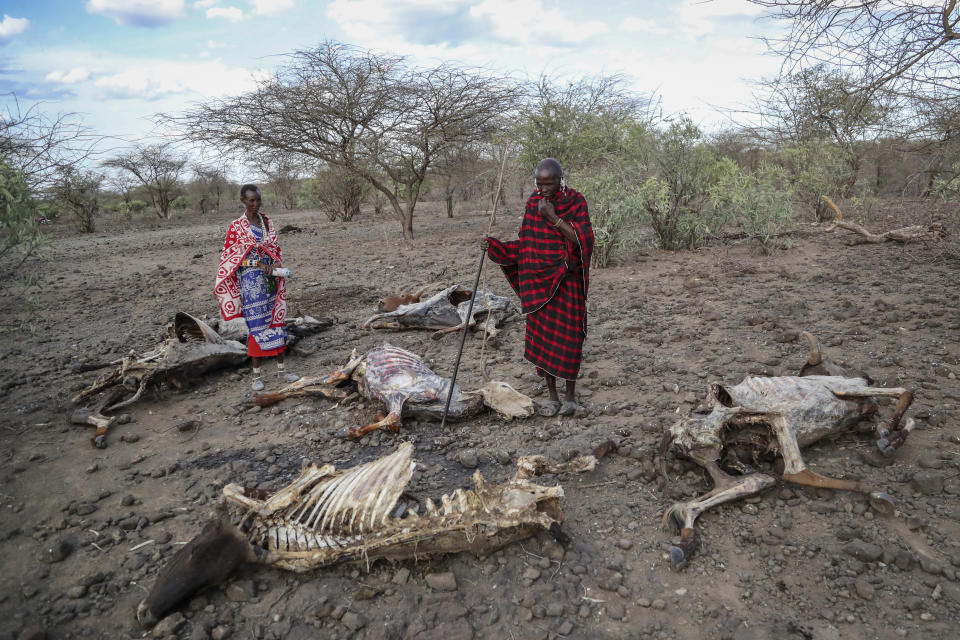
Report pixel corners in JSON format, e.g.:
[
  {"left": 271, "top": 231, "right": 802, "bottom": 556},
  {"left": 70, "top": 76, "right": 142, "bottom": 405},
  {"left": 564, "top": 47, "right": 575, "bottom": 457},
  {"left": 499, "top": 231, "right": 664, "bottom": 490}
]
[
  {"left": 1, "top": 95, "right": 99, "bottom": 270},
  {"left": 750, "top": 1, "right": 959, "bottom": 100},
  {"left": 104, "top": 143, "right": 187, "bottom": 219},
  {"left": 165, "top": 41, "right": 522, "bottom": 240},
  {"left": 750, "top": 64, "right": 895, "bottom": 215},
  {"left": 50, "top": 166, "right": 103, "bottom": 233},
  {"left": 191, "top": 162, "right": 230, "bottom": 214}
]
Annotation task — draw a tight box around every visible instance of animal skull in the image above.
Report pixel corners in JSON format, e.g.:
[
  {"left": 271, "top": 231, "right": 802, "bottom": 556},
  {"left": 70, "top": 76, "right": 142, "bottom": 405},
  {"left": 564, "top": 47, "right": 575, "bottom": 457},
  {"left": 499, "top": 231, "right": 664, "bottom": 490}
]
[{"left": 660, "top": 332, "right": 914, "bottom": 570}]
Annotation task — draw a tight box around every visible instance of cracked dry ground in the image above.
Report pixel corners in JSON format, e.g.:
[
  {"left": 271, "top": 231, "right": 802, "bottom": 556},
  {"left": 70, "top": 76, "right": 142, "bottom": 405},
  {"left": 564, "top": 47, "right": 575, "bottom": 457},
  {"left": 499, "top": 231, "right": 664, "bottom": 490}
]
[{"left": 1, "top": 199, "right": 958, "bottom": 640}]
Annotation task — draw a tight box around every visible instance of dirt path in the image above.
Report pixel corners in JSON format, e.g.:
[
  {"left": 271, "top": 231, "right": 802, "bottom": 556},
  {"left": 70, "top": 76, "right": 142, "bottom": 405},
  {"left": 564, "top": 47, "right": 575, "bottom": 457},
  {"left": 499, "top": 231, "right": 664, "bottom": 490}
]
[{"left": 1, "top": 200, "right": 958, "bottom": 640}]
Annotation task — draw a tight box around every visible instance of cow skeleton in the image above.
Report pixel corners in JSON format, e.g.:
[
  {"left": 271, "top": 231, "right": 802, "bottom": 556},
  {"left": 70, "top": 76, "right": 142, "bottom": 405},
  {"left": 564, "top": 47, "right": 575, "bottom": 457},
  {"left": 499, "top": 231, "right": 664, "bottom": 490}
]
[
  {"left": 137, "top": 442, "right": 598, "bottom": 625},
  {"left": 660, "top": 332, "right": 914, "bottom": 569}
]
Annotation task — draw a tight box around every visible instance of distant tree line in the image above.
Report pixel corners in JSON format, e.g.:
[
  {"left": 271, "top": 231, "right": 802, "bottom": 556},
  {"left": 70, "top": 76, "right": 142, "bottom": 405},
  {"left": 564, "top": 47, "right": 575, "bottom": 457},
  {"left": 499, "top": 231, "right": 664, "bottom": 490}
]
[{"left": 3, "top": 19, "right": 958, "bottom": 269}]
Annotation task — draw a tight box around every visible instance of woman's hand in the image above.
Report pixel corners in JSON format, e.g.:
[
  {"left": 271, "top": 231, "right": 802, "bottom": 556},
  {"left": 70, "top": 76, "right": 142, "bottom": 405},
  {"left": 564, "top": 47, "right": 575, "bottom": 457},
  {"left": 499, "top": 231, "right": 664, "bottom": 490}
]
[
  {"left": 538, "top": 198, "right": 559, "bottom": 224},
  {"left": 480, "top": 237, "right": 491, "bottom": 252}
]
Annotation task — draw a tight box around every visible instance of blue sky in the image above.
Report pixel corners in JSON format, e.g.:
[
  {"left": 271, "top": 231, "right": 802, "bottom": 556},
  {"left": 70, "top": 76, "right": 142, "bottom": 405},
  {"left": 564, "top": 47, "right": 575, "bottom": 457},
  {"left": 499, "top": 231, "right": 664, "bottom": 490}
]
[{"left": 0, "top": 1, "right": 783, "bottom": 148}]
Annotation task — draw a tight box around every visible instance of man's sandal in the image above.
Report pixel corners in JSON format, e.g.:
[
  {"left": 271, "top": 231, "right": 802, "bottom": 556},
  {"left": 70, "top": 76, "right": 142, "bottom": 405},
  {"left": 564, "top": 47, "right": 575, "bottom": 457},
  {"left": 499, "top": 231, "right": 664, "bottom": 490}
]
[
  {"left": 560, "top": 400, "right": 579, "bottom": 417},
  {"left": 538, "top": 399, "right": 561, "bottom": 417}
]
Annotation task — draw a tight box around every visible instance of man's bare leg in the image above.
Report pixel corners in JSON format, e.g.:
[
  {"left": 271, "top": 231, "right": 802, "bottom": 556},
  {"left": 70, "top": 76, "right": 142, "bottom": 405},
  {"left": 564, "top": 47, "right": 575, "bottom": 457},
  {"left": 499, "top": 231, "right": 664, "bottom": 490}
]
[{"left": 539, "top": 374, "right": 562, "bottom": 416}]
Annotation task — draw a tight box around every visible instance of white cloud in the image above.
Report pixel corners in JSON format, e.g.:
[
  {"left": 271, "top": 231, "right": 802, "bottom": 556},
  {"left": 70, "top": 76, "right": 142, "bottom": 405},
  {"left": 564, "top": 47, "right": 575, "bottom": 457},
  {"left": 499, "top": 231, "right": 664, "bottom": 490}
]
[
  {"left": 0, "top": 14, "right": 30, "bottom": 43},
  {"left": 251, "top": 0, "right": 294, "bottom": 16},
  {"left": 469, "top": 0, "right": 607, "bottom": 45},
  {"left": 86, "top": 0, "right": 188, "bottom": 27},
  {"left": 206, "top": 39, "right": 228, "bottom": 48},
  {"left": 206, "top": 6, "right": 246, "bottom": 21},
  {"left": 92, "top": 58, "right": 259, "bottom": 100},
  {"left": 328, "top": 0, "right": 606, "bottom": 48},
  {"left": 193, "top": 0, "right": 220, "bottom": 8},
  {"left": 44, "top": 67, "right": 91, "bottom": 84},
  {"left": 676, "top": 0, "right": 764, "bottom": 37},
  {"left": 620, "top": 16, "right": 665, "bottom": 35}
]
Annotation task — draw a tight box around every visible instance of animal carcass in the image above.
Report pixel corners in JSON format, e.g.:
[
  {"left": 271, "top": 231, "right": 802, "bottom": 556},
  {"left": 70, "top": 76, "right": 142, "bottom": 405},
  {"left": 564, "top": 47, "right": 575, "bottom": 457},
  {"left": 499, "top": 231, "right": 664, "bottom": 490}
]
[
  {"left": 70, "top": 313, "right": 332, "bottom": 447},
  {"left": 137, "top": 442, "right": 599, "bottom": 626},
  {"left": 660, "top": 332, "right": 914, "bottom": 569},
  {"left": 71, "top": 313, "right": 247, "bottom": 447},
  {"left": 363, "top": 284, "right": 516, "bottom": 339},
  {"left": 254, "top": 344, "right": 534, "bottom": 438}
]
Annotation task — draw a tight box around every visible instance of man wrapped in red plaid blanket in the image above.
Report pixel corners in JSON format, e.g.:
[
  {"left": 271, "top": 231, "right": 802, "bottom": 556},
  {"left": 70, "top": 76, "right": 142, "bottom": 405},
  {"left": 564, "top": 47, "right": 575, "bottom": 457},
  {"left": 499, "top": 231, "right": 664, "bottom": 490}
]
[{"left": 482, "top": 158, "right": 593, "bottom": 417}]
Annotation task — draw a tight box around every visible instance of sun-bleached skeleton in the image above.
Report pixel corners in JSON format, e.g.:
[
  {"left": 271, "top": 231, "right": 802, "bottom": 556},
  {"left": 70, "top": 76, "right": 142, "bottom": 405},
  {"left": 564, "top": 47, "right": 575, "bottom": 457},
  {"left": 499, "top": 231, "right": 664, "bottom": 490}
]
[
  {"left": 137, "top": 442, "right": 597, "bottom": 625},
  {"left": 362, "top": 284, "right": 517, "bottom": 339},
  {"left": 660, "top": 332, "right": 914, "bottom": 569}
]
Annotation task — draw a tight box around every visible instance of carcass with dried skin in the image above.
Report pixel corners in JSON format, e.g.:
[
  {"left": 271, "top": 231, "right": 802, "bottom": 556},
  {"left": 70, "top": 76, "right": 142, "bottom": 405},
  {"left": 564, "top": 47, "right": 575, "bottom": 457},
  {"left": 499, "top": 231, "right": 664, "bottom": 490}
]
[
  {"left": 137, "top": 442, "right": 599, "bottom": 626},
  {"left": 362, "top": 284, "right": 516, "bottom": 340},
  {"left": 660, "top": 332, "right": 914, "bottom": 569},
  {"left": 70, "top": 313, "right": 332, "bottom": 446},
  {"left": 254, "top": 344, "right": 534, "bottom": 438}
]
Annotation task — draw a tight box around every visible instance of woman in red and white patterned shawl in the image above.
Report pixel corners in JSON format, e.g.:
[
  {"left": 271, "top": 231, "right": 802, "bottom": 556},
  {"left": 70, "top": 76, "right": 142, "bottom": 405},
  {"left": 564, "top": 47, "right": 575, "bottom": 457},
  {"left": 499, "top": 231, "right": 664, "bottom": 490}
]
[
  {"left": 214, "top": 184, "right": 299, "bottom": 391},
  {"left": 482, "top": 158, "right": 593, "bottom": 417}
]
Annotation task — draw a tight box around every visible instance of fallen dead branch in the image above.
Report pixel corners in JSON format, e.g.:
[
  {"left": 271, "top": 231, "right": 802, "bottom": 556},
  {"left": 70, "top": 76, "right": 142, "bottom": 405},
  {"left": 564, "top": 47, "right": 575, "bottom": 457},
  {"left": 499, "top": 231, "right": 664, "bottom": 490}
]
[{"left": 822, "top": 196, "right": 946, "bottom": 245}]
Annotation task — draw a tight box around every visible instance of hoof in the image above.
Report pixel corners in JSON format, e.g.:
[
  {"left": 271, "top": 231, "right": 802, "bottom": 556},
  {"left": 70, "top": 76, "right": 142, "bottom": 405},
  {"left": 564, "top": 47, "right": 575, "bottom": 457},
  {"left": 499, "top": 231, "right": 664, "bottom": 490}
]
[
  {"left": 335, "top": 426, "right": 352, "bottom": 439},
  {"left": 669, "top": 545, "right": 688, "bottom": 570},
  {"left": 93, "top": 435, "right": 107, "bottom": 449},
  {"left": 868, "top": 491, "right": 894, "bottom": 515}
]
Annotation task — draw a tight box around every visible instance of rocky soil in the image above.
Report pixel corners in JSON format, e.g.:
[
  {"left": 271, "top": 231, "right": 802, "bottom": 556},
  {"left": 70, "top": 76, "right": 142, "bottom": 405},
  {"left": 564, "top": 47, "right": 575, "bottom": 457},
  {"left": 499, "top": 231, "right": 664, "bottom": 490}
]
[{"left": 1, "top": 198, "right": 959, "bottom": 640}]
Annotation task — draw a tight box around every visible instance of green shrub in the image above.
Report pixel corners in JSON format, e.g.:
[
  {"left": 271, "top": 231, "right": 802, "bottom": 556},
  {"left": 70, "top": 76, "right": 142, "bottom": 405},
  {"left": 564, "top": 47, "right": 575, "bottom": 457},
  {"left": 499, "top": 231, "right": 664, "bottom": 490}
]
[
  {"left": 776, "top": 141, "right": 851, "bottom": 222},
  {"left": 0, "top": 160, "right": 44, "bottom": 272},
  {"left": 720, "top": 163, "right": 794, "bottom": 253},
  {"left": 637, "top": 118, "right": 739, "bottom": 250}
]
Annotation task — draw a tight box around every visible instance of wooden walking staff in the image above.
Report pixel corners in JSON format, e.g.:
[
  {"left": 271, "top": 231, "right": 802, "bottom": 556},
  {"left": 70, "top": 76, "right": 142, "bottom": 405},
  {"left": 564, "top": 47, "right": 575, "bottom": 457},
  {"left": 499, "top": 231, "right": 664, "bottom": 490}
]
[{"left": 439, "top": 140, "right": 510, "bottom": 430}]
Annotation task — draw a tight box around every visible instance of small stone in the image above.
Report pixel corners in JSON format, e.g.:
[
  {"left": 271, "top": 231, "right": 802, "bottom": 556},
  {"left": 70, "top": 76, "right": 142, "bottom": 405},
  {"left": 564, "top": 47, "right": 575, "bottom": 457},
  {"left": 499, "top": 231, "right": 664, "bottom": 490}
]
[
  {"left": 39, "top": 539, "right": 72, "bottom": 564},
  {"left": 121, "top": 494, "right": 136, "bottom": 507},
  {"left": 911, "top": 471, "right": 945, "bottom": 495},
  {"left": 225, "top": 580, "right": 255, "bottom": 602},
  {"left": 616, "top": 538, "right": 633, "bottom": 550},
  {"left": 425, "top": 572, "right": 457, "bottom": 591},
  {"left": 459, "top": 449, "right": 478, "bottom": 469},
  {"left": 341, "top": 612, "right": 367, "bottom": 631},
  {"left": 66, "top": 585, "right": 87, "bottom": 599},
  {"left": 596, "top": 568, "right": 622, "bottom": 592},
  {"left": 844, "top": 541, "right": 882, "bottom": 562},
  {"left": 651, "top": 599, "right": 666, "bottom": 610},
  {"left": 636, "top": 598, "right": 651, "bottom": 608},
  {"left": 392, "top": 567, "right": 410, "bottom": 585},
  {"left": 742, "top": 504, "right": 759, "bottom": 516},
  {"left": 546, "top": 602, "right": 564, "bottom": 617},
  {"left": 116, "top": 414, "right": 132, "bottom": 425},
  {"left": 919, "top": 557, "right": 943, "bottom": 576},
  {"left": 605, "top": 601, "right": 626, "bottom": 620},
  {"left": 854, "top": 579, "right": 874, "bottom": 600},
  {"left": 523, "top": 567, "right": 541, "bottom": 581},
  {"left": 152, "top": 612, "right": 186, "bottom": 638},
  {"left": 210, "top": 625, "right": 231, "bottom": 640}
]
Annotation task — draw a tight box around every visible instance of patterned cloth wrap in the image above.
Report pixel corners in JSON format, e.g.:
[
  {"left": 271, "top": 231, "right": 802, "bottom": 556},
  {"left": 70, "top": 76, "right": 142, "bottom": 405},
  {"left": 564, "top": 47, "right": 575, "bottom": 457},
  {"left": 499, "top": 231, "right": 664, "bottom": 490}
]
[
  {"left": 487, "top": 186, "right": 594, "bottom": 380},
  {"left": 214, "top": 215, "right": 287, "bottom": 355}
]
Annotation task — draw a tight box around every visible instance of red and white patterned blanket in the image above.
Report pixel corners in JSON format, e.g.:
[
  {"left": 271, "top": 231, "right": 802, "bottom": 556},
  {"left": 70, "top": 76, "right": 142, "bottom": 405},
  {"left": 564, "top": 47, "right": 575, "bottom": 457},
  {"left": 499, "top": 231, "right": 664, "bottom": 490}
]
[{"left": 214, "top": 215, "right": 286, "bottom": 325}]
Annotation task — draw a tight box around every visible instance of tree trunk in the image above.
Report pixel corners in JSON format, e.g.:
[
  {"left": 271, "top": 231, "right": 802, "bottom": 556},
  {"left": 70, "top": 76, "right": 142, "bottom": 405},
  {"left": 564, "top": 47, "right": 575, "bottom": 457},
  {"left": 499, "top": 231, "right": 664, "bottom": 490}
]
[{"left": 446, "top": 194, "right": 454, "bottom": 218}]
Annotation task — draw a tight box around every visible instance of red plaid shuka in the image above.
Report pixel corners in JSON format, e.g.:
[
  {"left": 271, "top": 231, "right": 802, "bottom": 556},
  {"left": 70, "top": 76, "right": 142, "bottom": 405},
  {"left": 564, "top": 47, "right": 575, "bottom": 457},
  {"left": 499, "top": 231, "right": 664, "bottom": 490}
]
[{"left": 487, "top": 186, "right": 593, "bottom": 380}]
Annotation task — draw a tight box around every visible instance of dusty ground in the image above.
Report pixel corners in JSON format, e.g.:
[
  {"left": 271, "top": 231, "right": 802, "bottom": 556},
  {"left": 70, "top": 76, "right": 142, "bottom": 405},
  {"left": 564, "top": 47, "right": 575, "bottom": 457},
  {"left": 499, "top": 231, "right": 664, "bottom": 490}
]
[{"left": 1, "top": 197, "right": 959, "bottom": 640}]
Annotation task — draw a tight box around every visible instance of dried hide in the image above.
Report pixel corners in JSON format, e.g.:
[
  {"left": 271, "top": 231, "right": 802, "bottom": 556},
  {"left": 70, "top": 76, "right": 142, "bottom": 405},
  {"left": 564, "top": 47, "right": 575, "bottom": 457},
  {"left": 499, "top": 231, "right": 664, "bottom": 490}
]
[
  {"left": 254, "top": 344, "right": 534, "bottom": 438},
  {"left": 362, "top": 284, "right": 516, "bottom": 339},
  {"left": 660, "top": 332, "right": 914, "bottom": 570},
  {"left": 137, "top": 442, "right": 598, "bottom": 626},
  {"left": 70, "top": 312, "right": 330, "bottom": 447}
]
